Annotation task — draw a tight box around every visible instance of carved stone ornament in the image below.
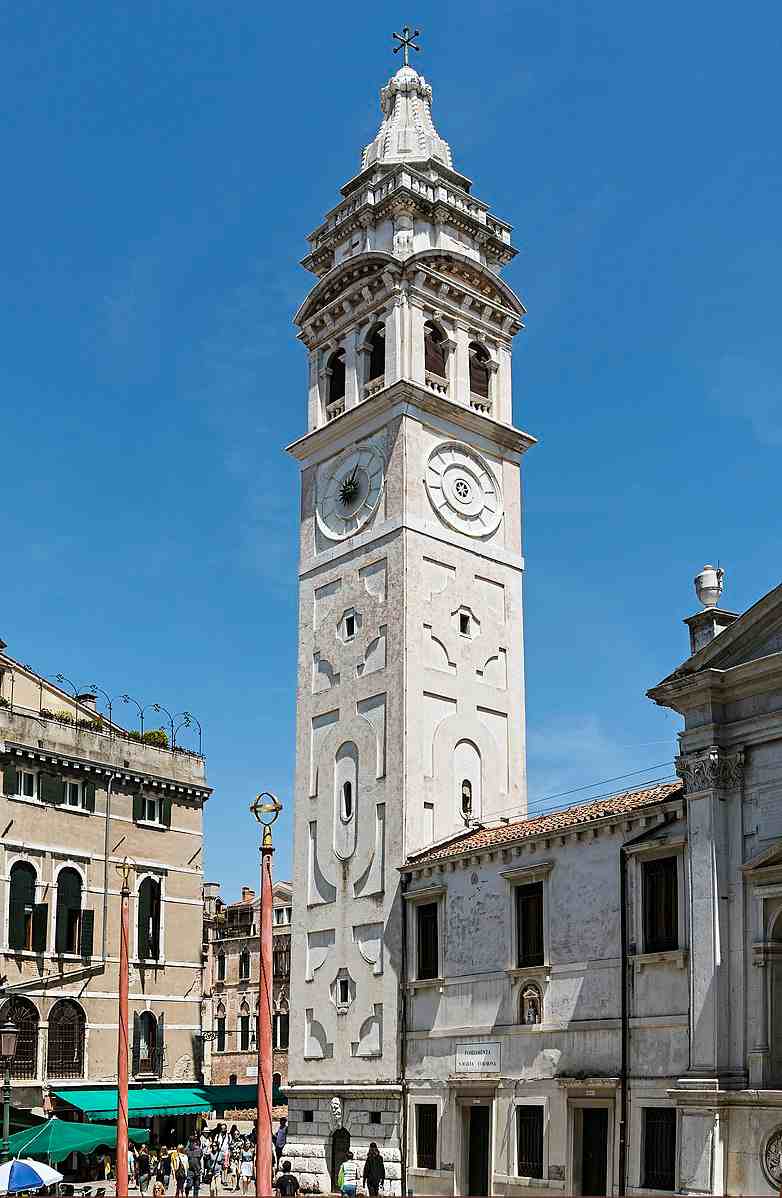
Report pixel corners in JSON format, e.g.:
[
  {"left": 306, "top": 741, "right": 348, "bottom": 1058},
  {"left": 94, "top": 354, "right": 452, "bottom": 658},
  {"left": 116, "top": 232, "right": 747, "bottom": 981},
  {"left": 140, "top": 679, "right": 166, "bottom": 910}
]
[
  {"left": 329, "top": 1096, "right": 343, "bottom": 1130},
  {"left": 762, "top": 1125, "right": 782, "bottom": 1187},
  {"left": 675, "top": 748, "right": 744, "bottom": 793}
]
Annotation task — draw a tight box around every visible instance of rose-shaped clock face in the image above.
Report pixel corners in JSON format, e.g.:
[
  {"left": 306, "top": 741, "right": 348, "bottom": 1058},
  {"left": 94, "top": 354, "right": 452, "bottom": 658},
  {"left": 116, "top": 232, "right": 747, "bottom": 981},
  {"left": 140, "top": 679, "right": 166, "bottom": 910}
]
[
  {"left": 425, "top": 442, "right": 503, "bottom": 537},
  {"left": 316, "top": 445, "right": 385, "bottom": 541}
]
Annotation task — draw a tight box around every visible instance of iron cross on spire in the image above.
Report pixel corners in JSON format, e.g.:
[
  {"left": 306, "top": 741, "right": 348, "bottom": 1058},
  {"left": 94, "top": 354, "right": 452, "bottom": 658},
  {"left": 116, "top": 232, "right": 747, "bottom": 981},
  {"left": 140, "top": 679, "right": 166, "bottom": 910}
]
[{"left": 393, "top": 25, "right": 421, "bottom": 67}]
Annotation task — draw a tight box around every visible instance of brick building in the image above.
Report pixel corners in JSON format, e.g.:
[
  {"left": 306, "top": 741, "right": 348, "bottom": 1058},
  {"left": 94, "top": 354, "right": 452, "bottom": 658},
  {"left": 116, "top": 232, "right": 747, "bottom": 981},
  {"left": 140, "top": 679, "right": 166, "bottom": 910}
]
[{"left": 203, "top": 879, "right": 291, "bottom": 1119}]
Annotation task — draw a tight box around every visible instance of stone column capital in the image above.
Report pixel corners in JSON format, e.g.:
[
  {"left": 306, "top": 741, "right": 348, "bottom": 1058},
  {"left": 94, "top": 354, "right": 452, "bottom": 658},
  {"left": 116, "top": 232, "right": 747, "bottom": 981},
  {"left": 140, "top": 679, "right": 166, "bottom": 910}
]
[{"left": 675, "top": 747, "right": 744, "bottom": 794}]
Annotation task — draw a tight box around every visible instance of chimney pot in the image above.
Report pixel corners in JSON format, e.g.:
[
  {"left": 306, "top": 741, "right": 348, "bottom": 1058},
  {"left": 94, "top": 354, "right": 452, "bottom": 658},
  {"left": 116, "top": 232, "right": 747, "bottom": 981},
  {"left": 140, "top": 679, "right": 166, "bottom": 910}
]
[{"left": 241, "top": 886, "right": 256, "bottom": 902}]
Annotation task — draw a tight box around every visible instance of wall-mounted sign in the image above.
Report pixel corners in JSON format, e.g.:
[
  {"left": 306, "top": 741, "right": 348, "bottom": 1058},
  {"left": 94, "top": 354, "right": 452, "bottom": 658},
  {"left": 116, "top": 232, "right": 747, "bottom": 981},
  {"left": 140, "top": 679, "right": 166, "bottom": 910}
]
[
  {"left": 246, "top": 1066, "right": 258, "bottom": 1078},
  {"left": 455, "top": 1041, "right": 501, "bottom": 1073}
]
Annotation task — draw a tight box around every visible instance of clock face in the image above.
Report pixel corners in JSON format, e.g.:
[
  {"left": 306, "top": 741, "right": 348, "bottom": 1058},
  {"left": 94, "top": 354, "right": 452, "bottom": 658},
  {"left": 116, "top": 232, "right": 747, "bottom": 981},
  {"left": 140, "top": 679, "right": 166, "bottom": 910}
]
[
  {"left": 425, "top": 442, "right": 503, "bottom": 537},
  {"left": 316, "top": 445, "right": 385, "bottom": 541}
]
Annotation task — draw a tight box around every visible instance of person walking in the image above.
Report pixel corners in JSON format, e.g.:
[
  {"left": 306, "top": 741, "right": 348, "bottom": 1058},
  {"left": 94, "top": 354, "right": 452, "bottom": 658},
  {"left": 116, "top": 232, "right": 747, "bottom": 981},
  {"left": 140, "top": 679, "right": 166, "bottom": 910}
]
[
  {"left": 129, "top": 1144, "right": 138, "bottom": 1189},
  {"left": 337, "top": 1151, "right": 360, "bottom": 1198},
  {"left": 274, "top": 1117, "right": 288, "bottom": 1166},
  {"left": 363, "top": 1143, "right": 385, "bottom": 1196},
  {"left": 171, "top": 1144, "right": 188, "bottom": 1198},
  {"left": 239, "top": 1137, "right": 255, "bottom": 1195},
  {"left": 186, "top": 1137, "right": 203, "bottom": 1198},
  {"left": 274, "top": 1160, "right": 300, "bottom": 1197},
  {"left": 158, "top": 1145, "right": 171, "bottom": 1193},
  {"left": 137, "top": 1144, "right": 152, "bottom": 1195},
  {"left": 201, "top": 1147, "right": 219, "bottom": 1198}
]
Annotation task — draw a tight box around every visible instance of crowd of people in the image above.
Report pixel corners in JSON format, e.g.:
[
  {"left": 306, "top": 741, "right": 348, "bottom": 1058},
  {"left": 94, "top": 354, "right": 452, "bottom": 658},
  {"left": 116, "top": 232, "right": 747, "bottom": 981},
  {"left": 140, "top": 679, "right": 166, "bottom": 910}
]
[{"left": 124, "top": 1118, "right": 294, "bottom": 1196}]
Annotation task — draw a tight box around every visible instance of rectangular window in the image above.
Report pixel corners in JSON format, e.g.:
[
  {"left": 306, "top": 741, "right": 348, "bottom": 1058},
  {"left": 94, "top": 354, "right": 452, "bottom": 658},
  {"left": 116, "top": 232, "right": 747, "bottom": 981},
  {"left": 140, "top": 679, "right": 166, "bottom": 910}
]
[
  {"left": 643, "top": 857, "right": 679, "bottom": 953},
  {"left": 338, "top": 978, "right": 350, "bottom": 1004},
  {"left": 239, "top": 951, "right": 251, "bottom": 980},
  {"left": 369, "top": 1111, "right": 382, "bottom": 1125},
  {"left": 303, "top": 1110, "right": 314, "bottom": 1124},
  {"left": 516, "top": 1105, "right": 544, "bottom": 1178},
  {"left": 143, "top": 796, "right": 162, "bottom": 825},
  {"left": 216, "top": 1017, "right": 226, "bottom": 1053},
  {"left": 240, "top": 1015, "right": 250, "bottom": 1051},
  {"left": 18, "top": 770, "right": 36, "bottom": 799},
  {"left": 642, "top": 1107, "right": 676, "bottom": 1191},
  {"left": 416, "top": 903, "right": 439, "bottom": 980},
  {"left": 516, "top": 882, "right": 544, "bottom": 966},
  {"left": 416, "top": 1104, "right": 438, "bottom": 1170},
  {"left": 64, "top": 780, "right": 82, "bottom": 807},
  {"left": 274, "top": 1012, "right": 290, "bottom": 1050}
]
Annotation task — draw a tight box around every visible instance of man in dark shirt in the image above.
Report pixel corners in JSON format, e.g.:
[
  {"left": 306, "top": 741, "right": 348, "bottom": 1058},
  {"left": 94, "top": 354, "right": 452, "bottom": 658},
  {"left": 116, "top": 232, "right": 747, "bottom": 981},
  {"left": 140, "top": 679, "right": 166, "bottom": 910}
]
[
  {"left": 274, "top": 1160, "right": 300, "bottom": 1196},
  {"left": 186, "top": 1139, "right": 203, "bottom": 1198}
]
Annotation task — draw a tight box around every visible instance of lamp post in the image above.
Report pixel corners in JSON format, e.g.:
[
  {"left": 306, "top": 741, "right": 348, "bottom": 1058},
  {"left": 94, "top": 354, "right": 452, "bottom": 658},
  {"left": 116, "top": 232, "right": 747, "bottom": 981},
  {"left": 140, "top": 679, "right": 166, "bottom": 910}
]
[
  {"left": 250, "top": 791, "right": 282, "bottom": 1198},
  {"left": 116, "top": 859, "right": 131, "bottom": 1197},
  {"left": 0, "top": 1020, "right": 20, "bottom": 1163}
]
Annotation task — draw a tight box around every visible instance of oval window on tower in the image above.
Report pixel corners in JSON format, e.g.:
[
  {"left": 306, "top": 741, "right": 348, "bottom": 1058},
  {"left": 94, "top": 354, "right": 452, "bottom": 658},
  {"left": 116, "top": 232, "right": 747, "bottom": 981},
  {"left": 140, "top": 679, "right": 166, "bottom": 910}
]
[
  {"left": 342, "top": 780, "right": 353, "bottom": 821},
  {"left": 334, "top": 742, "right": 359, "bottom": 861}
]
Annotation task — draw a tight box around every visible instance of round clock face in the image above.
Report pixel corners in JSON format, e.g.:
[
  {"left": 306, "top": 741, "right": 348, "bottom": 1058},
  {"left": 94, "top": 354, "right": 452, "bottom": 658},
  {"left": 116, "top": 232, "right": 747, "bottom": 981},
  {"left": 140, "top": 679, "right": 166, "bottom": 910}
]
[
  {"left": 425, "top": 442, "right": 503, "bottom": 537},
  {"left": 316, "top": 445, "right": 385, "bottom": 541}
]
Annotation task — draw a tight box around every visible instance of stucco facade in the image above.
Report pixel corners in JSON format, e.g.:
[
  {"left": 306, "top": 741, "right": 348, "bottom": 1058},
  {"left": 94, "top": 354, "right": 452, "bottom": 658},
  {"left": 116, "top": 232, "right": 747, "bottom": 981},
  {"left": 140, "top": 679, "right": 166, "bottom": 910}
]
[
  {"left": 0, "top": 641, "right": 209, "bottom": 1124},
  {"left": 202, "top": 879, "right": 292, "bottom": 1117}
]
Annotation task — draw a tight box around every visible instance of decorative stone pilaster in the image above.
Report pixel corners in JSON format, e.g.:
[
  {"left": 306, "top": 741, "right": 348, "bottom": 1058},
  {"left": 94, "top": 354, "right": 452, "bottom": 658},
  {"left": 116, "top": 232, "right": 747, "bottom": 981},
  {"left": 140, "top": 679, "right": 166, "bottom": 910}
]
[
  {"left": 749, "top": 950, "right": 770, "bottom": 1087},
  {"left": 675, "top": 747, "right": 744, "bottom": 794}
]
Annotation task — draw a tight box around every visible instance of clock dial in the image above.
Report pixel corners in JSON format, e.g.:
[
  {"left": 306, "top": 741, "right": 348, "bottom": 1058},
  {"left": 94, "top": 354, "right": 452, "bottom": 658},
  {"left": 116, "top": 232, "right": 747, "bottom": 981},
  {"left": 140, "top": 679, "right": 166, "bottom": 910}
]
[
  {"left": 316, "top": 445, "right": 385, "bottom": 541},
  {"left": 425, "top": 442, "right": 503, "bottom": 537}
]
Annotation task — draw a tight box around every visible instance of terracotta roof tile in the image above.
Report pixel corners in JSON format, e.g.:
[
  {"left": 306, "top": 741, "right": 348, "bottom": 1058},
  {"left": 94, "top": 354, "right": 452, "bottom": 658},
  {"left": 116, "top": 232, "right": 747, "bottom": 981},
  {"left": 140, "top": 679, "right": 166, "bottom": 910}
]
[{"left": 405, "top": 781, "right": 683, "bottom": 866}]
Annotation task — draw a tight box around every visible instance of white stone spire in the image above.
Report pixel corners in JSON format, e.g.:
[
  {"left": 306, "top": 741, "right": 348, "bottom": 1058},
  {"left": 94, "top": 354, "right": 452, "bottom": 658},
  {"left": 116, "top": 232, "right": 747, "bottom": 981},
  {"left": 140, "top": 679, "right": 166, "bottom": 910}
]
[{"left": 362, "top": 64, "right": 453, "bottom": 171}]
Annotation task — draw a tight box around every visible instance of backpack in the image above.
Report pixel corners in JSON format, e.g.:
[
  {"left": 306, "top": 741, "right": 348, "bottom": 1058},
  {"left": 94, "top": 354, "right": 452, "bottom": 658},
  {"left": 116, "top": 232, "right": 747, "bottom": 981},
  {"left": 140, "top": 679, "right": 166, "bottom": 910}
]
[{"left": 175, "top": 1161, "right": 187, "bottom": 1183}]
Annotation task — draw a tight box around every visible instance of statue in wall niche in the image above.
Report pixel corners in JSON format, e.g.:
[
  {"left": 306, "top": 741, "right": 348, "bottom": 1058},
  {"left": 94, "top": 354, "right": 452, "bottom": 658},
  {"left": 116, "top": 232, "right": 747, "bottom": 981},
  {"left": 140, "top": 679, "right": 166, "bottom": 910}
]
[
  {"left": 330, "top": 1096, "right": 343, "bottom": 1129},
  {"left": 763, "top": 1126, "right": 782, "bottom": 1187},
  {"left": 522, "top": 985, "right": 542, "bottom": 1026}
]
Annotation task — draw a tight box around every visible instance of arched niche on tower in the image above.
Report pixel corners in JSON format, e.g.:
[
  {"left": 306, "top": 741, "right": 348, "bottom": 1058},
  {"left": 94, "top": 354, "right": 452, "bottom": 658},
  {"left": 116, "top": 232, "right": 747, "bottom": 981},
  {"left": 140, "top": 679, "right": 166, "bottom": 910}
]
[
  {"left": 334, "top": 741, "right": 359, "bottom": 861},
  {"left": 427, "top": 712, "right": 505, "bottom": 840}
]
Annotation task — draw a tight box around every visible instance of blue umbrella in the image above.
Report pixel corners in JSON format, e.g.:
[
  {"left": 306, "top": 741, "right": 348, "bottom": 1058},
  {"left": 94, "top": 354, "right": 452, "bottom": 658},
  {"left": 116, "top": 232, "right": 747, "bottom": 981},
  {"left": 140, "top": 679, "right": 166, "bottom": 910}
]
[{"left": 0, "top": 1157, "right": 63, "bottom": 1194}]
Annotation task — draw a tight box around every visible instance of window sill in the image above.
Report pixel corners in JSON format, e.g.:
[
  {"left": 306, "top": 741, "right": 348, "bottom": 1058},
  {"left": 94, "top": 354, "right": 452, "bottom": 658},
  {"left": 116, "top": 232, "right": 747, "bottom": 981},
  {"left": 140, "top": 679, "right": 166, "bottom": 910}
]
[
  {"left": 632, "top": 949, "right": 688, "bottom": 971},
  {"left": 62, "top": 805, "right": 91, "bottom": 817},
  {"left": 7, "top": 794, "right": 44, "bottom": 809},
  {"left": 134, "top": 957, "right": 166, "bottom": 967},
  {"left": 493, "top": 1174, "right": 563, "bottom": 1190},
  {"left": 136, "top": 819, "right": 166, "bottom": 830},
  {"left": 409, "top": 977, "right": 444, "bottom": 991},
  {"left": 407, "top": 1168, "right": 452, "bottom": 1180},
  {"left": 507, "top": 965, "right": 550, "bottom": 980}
]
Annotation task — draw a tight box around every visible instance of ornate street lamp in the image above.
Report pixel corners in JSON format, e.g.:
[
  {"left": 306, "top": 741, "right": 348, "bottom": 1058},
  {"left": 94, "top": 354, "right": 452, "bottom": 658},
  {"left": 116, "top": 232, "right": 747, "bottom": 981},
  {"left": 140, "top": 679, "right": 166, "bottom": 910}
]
[
  {"left": 0, "top": 1020, "right": 20, "bottom": 1163},
  {"left": 250, "top": 792, "right": 282, "bottom": 1197}
]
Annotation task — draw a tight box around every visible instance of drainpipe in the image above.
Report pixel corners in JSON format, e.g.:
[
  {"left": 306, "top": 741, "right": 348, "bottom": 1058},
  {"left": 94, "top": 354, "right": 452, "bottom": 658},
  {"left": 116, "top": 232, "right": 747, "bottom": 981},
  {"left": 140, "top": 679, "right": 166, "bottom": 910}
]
[
  {"left": 400, "top": 872, "right": 409, "bottom": 1196},
  {"left": 102, "top": 771, "right": 117, "bottom": 961},
  {"left": 619, "top": 810, "right": 676, "bottom": 1196}
]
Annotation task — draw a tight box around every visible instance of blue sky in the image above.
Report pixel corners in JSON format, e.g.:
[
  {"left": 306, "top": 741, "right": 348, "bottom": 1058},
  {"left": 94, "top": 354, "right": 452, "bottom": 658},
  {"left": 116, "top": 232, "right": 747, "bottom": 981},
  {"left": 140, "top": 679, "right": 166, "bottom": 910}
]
[{"left": 2, "top": 2, "right": 780, "bottom": 896}]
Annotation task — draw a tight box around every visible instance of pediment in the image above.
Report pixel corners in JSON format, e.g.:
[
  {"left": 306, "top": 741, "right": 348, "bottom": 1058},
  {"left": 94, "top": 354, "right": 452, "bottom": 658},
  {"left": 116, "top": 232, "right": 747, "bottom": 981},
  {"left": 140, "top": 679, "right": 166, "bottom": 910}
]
[
  {"left": 743, "top": 839, "right": 782, "bottom": 878},
  {"left": 295, "top": 252, "right": 401, "bottom": 329},
  {"left": 672, "top": 582, "right": 782, "bottom": 678}
]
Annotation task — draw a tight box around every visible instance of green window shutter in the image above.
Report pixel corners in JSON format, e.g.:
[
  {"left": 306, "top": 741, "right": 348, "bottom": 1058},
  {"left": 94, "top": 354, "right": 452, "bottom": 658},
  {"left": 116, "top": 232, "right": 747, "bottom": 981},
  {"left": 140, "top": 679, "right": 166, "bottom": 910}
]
[
  {"left": 83, "top": 781, "right": 96, "bottom": 813},
  {"left": 80, "top": 909, "right": 95, "bottom": 958},
  {"left": 161, "top": 796, "right": 172, "bottom": 828},
  {"left": 32, "top": 903, "right": 48, "bottom": 953},
  {"left": 41, "top": 773, "right": 65, "bottom": 805},
  {"left": 150, "top": 881, "right": 161, "bottom": 960},
  {"left": 133, "top": 792, "right": 144, "bottom": 823},
  {"left": 155, "top": 1011, "right": 165, "bottom": 1077},
  {"left": 137, "top": 881, "right": 151, "bottom": 959},
  {"left": 131, "top": 1012, "right": 141, "bottom": 1076},
  {"left": 3, "top": 761, "right": 17, "bottom": 795},
  {"left": 8, "top": 900, "right": 26, "bottom": 950}
]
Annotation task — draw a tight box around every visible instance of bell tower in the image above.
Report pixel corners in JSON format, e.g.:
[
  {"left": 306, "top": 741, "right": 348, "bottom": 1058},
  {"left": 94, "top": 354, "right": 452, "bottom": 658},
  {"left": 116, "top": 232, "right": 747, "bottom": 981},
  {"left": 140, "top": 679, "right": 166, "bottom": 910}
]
[{"left": 284, "top": 38, "right": 535, "bottom": 1193}]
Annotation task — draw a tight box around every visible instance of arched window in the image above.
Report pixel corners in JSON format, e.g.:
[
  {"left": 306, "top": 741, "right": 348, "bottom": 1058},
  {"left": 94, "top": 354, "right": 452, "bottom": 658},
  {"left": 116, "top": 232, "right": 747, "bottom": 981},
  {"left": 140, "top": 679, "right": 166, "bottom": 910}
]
[
  {"left": 137, "top": 876, "right": 162, "bottom": 960},
  {"left": 367, "top": 324, "right": 386, "bottom": 385},
  {"left": 0, "top": 998, "right": 39, "bottom": 1079},
  {"left": 342, "top": 780, "right": 353, "bottom": 821},
  {"left": 47, "top": 999, "right": 85, "bottom": 1078},
  {"left": 273, "top": 999, "right": 290, "bottom": 1051},
  {"left": 239, "top": 947, "right": 251, "bottom": 981},
  {"left": 239, "top": 1000, "right": 251, "bottom": 1051},
  {"left": 424, "top": 321, "right": 448, "bottom": 379},
  {"left": 469, "top": 342, "right": 491, "bottom": 400},
  {"left": 55, "top": 868, "right": 82, "bottom": 955},
  {"left": 229, "top": 1072, "right": 238, "bottom": 1086},
  {"left": 461, "top": 780, "right": 473, "bottom": 818},
  {"left": 327, "top": 349, "right": 346, "bottom": 408},
  {"left": 273, "top": 940, "right": 291, "bottom": 980},
  {"left": 216, "top": 949, "right": 226, "bottom": 982},
  {"left": 9, "top": 862, "right": 43, "bottom": 952},
  {"left": 133, "top": 1010, "right": 159, "bottom": 1076},
  {"left": 521, "top": 984, "right": 542, "bottom": 1026},
  {"left": 216, "top": 1003, "right": 226, "bottom": 1053}
]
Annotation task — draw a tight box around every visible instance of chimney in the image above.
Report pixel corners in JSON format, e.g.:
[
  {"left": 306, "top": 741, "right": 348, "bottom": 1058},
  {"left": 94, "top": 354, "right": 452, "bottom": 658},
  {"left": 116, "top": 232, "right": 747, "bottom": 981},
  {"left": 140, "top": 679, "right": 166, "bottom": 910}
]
[
  {"left": 683, "top": 564, "right": 739, "bottom": 654},
  {"left": 241, "top": 886, "right": 256, "bottom": 903},
  {"left": 77, "top": 692, "right": 97, "bottom": 711}
]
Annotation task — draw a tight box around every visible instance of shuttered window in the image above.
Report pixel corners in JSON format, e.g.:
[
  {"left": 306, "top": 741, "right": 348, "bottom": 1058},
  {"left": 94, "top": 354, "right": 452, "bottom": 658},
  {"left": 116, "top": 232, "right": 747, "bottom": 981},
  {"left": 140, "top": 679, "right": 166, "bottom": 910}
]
[
  {"left": 416, "top": 903, "right": 439, "bottom": 980},
  {"left": 643, "top": 857, "right": 679, "bottom": 953},
  {"left": 516, "top": 882, "right": 544, "bottom": 966},
  {"left": 416, "top": 1104, "right": 438, "bottom": 1170},
  {"left": 9, "top": 862, "right": 37, "bottom": 951},
  {"left": 274, "top": 1012, "right": 290, "bottom": 1050},
  {"left": 55, "top": 868, "right": 82, "bottom": 955},
  {"left": 216, "top": 1016, "right": 226, "bottom": 1053},
  {"left": 273, "top": 942, "right": 291, "bottom": 979},
  {"left": 239, "top": 948, "right": 251, "bottom": 979},
  {"left": 642, "top": 1107, "right": 676, "bottom": 1191},
  {"left": 240, "top": 1013, "right": 250, "bottom": 1051},
  {"left": 469, "top": 343, "right": 491, "bottom": 399},
  {"left": 516, "top": 1106, "right": 544, "bottom": 1178},
  {"left": 138, "top": 877, "right": 162, "bottom": 960}
]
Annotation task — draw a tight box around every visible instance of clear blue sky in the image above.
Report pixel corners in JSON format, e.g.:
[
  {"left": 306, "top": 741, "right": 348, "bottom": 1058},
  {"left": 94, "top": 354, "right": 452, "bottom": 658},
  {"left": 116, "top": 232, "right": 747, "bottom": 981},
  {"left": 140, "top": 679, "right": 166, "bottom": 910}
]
[{"left": 2, "top": 3, "right": 780, "bottom": 896}]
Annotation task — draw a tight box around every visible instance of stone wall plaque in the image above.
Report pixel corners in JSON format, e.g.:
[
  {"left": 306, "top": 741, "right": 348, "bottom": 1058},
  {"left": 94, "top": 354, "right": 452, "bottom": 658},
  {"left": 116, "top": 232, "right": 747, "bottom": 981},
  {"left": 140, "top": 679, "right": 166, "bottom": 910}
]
[{"left": 454, "top": 1041, "right": 501, "bottom": 1073}]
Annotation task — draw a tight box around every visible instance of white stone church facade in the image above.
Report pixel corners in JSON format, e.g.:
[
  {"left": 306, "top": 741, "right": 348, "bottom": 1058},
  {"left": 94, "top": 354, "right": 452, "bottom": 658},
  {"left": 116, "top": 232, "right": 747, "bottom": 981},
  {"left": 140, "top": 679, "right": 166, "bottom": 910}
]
[{"left": 282, "top": 48, "right": 782, "bottom": 1197}]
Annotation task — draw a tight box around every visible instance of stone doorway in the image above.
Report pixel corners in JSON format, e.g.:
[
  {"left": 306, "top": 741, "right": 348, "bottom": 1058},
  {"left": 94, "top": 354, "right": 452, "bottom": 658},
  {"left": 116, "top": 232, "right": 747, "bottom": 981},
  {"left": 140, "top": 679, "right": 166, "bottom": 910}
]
[{"left": 330, "top": 1127, "right": 350, "bottom": 1190}]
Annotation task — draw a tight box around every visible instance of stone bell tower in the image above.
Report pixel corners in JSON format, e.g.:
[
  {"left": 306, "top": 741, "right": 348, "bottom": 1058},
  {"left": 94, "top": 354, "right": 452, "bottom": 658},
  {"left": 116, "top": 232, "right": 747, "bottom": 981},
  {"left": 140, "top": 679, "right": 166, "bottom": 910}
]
[{"left": 283, "top": 34, "right": 535, "bottom": 1192}]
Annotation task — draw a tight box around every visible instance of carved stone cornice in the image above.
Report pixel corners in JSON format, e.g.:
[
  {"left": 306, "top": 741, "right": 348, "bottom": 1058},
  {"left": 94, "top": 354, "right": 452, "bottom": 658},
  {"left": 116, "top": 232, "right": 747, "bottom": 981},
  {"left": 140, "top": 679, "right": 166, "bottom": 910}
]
[{"left": 675, "top": 747, "right": 744, "bottom": 794}]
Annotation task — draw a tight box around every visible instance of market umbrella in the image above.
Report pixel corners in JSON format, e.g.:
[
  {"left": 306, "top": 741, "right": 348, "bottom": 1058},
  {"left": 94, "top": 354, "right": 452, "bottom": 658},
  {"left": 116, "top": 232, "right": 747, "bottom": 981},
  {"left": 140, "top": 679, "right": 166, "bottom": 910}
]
[
  {"left": 7, "top": 1116, "right": 149, "bottom": 1164},
  {"left": 0, "top": 1157, "right": 63, "bottom": 1194}
]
